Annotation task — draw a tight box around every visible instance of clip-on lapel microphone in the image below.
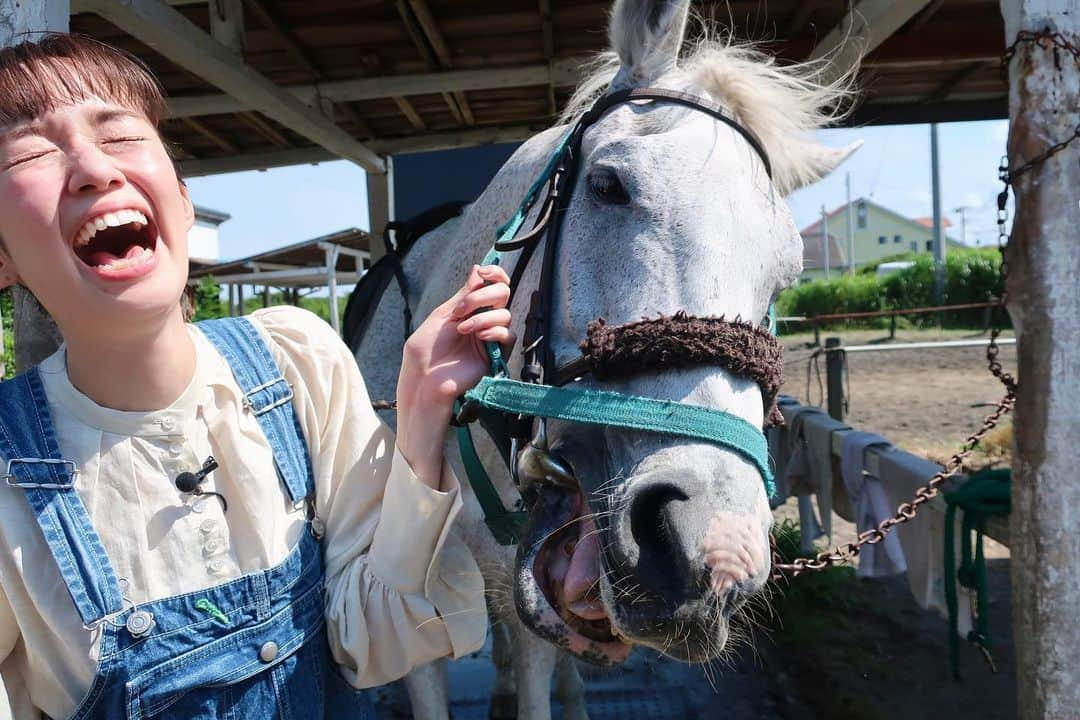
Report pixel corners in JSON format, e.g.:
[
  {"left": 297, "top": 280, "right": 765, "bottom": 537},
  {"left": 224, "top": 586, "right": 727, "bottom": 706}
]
[{"left": 175, "top": 456, "right": 228, "bottom": 513}]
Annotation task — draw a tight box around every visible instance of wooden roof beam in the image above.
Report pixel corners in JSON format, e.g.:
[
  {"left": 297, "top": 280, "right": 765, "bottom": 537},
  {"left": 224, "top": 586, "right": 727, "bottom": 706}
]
[
  {"left": 178, "top": 124, "right": 540, "bottom": 176},
  {"left": 396, "top": 0, "right": 475, "bottom": 126},
  {"left": 539, "top": 0, "right": 556, "bottom": 116},
  {"left": 166, "top": 57, "right": 588, "bottom": 117},
  {"left": 807, "top": 0, "right": 934, "bottom": 83},
  {"left": 242, "top": 0, "right": 319, "bottom": 78},
  {"left": 924, "top": 61, "right": 988, "bottom": 103},
  {"left": 180, "top": 116, "right": 238, "bottom": 152},
  {"left": 72, "top": 0, "right": 385, "bottom": 172},
  {"left": 392, "top": 96, "right": 427, "bottom": 130},
  {"left": 237, "top": 111, "right": 291, "bottom": 147}
]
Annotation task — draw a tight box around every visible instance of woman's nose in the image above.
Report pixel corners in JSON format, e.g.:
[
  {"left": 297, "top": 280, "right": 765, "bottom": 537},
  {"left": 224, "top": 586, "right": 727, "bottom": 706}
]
[{"left": 66, "top": 144, "right": 125, "bottom": 195}]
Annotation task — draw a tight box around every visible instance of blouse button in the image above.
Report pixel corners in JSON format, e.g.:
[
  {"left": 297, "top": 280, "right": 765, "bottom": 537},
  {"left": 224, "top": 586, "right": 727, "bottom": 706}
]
[
  {"left": 199, "top": 518, "right": 217, "bottom": 534},
  {"left": 160, "top": 417, "right": 176, "bottom": 432},
  {"left": 204, "top": 539, "right": 221, "bottom": 555},
  {"left": 207, "top": 559, "right": 224, "bottom": 574}
]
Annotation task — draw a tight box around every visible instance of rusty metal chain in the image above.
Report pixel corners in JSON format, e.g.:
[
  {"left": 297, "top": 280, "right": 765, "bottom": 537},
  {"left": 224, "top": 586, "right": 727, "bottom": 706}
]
[{"left": 774, "top": 29, "right": 1078, "bottom": 578}]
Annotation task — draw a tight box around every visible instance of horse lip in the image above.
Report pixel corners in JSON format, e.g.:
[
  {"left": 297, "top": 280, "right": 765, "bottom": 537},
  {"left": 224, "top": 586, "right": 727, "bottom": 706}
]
[{"left": 513, "top": 485, "right": 632, "bottom": 666}]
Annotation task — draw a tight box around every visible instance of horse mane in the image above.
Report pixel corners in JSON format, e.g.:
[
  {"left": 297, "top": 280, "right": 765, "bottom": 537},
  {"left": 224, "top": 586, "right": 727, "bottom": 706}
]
[{"left": 559, "top": 28, "right": 859, "bottom": 196}]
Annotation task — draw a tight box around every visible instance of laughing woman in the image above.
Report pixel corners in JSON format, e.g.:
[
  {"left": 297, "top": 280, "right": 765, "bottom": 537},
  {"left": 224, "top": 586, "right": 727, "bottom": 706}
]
[{"left": 0, "top": 34, "right": 508, "bottom": 719}]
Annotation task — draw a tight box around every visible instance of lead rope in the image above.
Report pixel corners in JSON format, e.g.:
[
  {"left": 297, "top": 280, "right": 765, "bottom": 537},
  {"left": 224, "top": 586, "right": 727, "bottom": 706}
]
[{"left": 773, "top": 29, "right": 1077, "bottom": 579}]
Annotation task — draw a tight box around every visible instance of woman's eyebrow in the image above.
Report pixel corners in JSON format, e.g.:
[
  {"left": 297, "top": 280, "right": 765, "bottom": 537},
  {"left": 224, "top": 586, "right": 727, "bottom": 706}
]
[
  {"left": 91, "top": 107, "right": 143, "bottom": 125},
  {"left": 1, "top": 122, "right": 46, "bottom": 144}
]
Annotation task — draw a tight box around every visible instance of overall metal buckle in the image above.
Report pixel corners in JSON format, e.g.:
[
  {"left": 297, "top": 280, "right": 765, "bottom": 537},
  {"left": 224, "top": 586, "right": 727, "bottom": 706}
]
[
  {"left": 242, "top": 377, "right": 294, "bottom": 416},
  {"left": 3, "top": 458, "right": 79, "bottom": 489}
]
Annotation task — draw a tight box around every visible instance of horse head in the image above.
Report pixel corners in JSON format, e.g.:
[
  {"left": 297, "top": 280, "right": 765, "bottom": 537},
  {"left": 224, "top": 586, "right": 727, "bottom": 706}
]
[{"left": 494, "top": 0, "right": 862, "bottom": 665}]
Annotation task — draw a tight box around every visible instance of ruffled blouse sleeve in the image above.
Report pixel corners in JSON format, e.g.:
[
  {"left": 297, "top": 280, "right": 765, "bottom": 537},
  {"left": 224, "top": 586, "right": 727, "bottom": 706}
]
[{"left": 251, "top": 306, "right": 486, "bottom": 688}]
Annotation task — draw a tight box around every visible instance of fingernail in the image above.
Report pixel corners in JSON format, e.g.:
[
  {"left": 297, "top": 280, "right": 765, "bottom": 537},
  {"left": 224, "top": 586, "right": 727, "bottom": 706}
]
[{"left": 477, "top": 265, "right": 493, "bottom": 276}]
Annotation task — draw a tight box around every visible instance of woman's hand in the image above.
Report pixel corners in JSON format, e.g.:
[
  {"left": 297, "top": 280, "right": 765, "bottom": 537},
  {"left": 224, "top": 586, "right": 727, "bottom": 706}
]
[{"left": 395, "top": 265, "right": 515, "bottom": 489}]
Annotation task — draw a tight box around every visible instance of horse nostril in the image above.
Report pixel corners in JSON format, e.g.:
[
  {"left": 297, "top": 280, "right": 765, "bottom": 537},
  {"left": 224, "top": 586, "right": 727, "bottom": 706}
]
[{"left": 628, "top": 484, "right": 690, "bottom": 601}]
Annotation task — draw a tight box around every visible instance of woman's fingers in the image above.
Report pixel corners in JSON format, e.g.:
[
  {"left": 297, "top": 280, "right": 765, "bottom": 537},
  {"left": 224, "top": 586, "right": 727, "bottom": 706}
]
[
  {"left": 475, "top": 327, "right": 516, "bottom": 348},
  {"left": 453, "top": 282, "right": 511, "bottom": 318},
  {"left": 457, "top": 308, "right": 511, "bottom": 334}
]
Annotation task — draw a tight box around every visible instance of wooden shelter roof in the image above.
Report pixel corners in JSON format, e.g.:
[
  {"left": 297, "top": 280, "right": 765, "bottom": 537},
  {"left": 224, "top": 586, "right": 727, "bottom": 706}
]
[
  {"left": 68, "top": 0, "right": 1007, "bottom": 176},
  {"left": 187, "top": 228, "right": 370, "bottom": 284}
]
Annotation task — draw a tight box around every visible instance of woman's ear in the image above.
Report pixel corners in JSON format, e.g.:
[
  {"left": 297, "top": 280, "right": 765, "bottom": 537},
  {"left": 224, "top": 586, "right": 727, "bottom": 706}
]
[
  {"left": 178, "top": 179, "right": 195, "bottom": 232},
  {"left": 0, "top": 243, "right": 21, "bottom": 289}
]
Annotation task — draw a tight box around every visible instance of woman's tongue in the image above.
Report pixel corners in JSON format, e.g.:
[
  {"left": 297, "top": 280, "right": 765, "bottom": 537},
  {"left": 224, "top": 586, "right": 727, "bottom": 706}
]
[
  {"left": 89, "top": 243, "right": 145, "bottom": 268},
  {"left": 559, "top": 517, "right": 607, "bottom": 621}
]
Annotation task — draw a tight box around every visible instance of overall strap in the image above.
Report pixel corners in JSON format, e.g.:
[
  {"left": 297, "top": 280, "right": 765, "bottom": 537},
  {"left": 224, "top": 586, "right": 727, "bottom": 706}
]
[
  {"left": 197, "top": 317, "right": 315, "bottom": 505},
  {"left": 0, "top": 370, "right": 125, "bottom": 626}
]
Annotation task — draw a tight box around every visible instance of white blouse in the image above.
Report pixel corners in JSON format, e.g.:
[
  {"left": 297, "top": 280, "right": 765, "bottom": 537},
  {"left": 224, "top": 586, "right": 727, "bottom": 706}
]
[{"left": 0, "top": 306, "right": 486, "bottom": 720}]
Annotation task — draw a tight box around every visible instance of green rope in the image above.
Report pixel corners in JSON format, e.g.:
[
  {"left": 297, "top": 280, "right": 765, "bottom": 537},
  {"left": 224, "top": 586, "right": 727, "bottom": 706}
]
[{"left": 943, "top": 467, "right": 1010, "bottom": 680}]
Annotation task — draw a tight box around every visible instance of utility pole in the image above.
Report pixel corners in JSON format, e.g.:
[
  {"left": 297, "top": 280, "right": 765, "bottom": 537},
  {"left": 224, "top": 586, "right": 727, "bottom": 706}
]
[
  {"left": 821, "top": 204, "right": 830, "bottom": 281},
  {"left": 1001, "top": 2, "right": 1080, "bottom": 718},
  {"left": 953, "top": 205, "right": 970, "bottom": 246},
  {"left": 930, "top": 123, "right": 946, "bottom": 304},
  {"left": 846, "top": 173, "right": 855, "bottom": 274}
]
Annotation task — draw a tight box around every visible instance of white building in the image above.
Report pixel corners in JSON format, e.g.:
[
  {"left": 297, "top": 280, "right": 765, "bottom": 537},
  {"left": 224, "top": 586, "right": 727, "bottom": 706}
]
[{"left": 188, "top": 206, "right": 231, "bottom": 266}]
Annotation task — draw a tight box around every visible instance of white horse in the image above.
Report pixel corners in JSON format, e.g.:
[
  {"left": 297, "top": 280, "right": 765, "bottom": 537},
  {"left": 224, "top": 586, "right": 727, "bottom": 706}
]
[{"left": 352, "top": 1, "right": 859, "bottom": 717}]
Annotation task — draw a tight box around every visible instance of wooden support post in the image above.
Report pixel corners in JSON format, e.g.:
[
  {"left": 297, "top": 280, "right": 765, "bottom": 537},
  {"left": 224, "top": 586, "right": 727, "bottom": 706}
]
[
  {"left": 1002, "top": 3, "right": 1080, "bottom": 718},
  {"left": 366, "top": 157, "right": 394, "bottom": 264},
  {"left": 825, "top": 337, "right": 845, "bottom": 421},
  {"left": 889, "top": 314, "right": 897, "bottom": 339},
  {"left": 3, "top": 0, "right": 68, "bottom": 373},
  {"left": 237, "top": 284, "right": 245, "bottom": 315},
  {"left": 262, "top": 285, "right": 271, "bottom": 308}
]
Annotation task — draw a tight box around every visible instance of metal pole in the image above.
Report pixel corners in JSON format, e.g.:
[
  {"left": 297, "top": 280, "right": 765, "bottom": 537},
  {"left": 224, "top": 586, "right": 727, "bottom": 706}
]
[
  {"left": 325, "top": 244, "right": 341, "bottom": 334},
  {"left": 930, "top": 123, "right": 946, "bottom": 304},
  {"left": 846, "top": 173, "right": 855, "bottom": 275},
  {"left": 1002, "top": 3, "right": 1080, "bottom": 717},
  {"left": 821, "top": 205, "right": 830, "bottom": 281},
  {"left": 825, "top": 337, "right": 845, "bottom": 421}
]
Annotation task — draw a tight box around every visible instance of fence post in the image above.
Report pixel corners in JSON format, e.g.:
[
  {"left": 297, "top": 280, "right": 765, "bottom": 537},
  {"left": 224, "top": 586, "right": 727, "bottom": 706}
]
[
  {"left": 812, "top": 321, "right": 821, "bottom": 348},
  {"left": 825, "top": 337, "right": 845, "bottom": 421},
  {"left": 889, "top": 313, "right": 897, "bottom": 339}
]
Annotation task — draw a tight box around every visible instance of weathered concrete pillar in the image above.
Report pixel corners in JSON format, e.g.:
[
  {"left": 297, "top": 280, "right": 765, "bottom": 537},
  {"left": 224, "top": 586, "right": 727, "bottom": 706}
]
[
  {"left": 2, "top": 0, "right": 68, "bottom": 372},
  {"left": 1000, "top": 2, "right": 1080, "bottom": 718}
]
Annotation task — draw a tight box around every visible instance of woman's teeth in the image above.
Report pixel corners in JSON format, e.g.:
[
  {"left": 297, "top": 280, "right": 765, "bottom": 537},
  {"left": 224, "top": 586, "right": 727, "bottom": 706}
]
[
  {"left": 74, "top": 209, "right": 149, "bottom": 248},
  {"left": 99, "top": 246, "right": 154, "bottom": 271}
]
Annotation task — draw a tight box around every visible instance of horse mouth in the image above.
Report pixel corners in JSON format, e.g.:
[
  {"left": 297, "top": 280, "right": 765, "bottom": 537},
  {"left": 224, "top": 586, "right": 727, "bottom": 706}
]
[{"left": 515, "top": 485, "right": 633, "bottom": 665}]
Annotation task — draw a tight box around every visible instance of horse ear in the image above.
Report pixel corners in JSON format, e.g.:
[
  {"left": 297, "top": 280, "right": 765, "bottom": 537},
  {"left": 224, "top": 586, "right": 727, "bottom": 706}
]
[
  {"left": 608, "top": 0, "right": 691, "bottom": 89},
  {"left": 783, "top": 140, "right": 864, "bottom": 194}
]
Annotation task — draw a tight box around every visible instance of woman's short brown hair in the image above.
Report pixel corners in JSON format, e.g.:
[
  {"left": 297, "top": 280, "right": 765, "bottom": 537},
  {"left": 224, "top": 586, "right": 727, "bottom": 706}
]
[{"left": 0, "top": 33, "right": 167, "bottom": 132}]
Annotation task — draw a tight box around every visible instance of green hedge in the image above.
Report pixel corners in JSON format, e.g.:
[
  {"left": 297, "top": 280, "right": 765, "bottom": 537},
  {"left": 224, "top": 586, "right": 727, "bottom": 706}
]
[{"left": 777, "top": 248, "right": 1006, "bottom": 331}]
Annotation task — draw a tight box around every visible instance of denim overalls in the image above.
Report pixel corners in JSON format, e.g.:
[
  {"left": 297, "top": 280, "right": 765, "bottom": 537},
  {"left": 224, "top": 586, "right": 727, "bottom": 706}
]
[{"left": 0, "top": 318, "right": 375, "bottom": 719}]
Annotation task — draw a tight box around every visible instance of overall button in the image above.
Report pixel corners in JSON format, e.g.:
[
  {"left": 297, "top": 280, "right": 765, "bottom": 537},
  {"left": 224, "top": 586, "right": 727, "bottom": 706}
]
[
  {"left": 259, "top": 641, "right": 279, "bottom": 663},
  {"left": 126, "top": 610, "right": 156, "bottom": 638}
]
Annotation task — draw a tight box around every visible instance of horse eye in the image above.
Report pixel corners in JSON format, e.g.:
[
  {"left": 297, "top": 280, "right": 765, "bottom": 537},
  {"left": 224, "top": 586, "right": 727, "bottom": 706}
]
[{"left": 587, "top": 168, "right": 631, "bottom": 206}]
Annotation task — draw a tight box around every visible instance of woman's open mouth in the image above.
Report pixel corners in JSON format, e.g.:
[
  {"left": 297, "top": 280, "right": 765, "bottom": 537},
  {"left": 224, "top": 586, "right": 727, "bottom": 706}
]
[{"left": 73, "top": 208, "right": 159, "bottom": 279}]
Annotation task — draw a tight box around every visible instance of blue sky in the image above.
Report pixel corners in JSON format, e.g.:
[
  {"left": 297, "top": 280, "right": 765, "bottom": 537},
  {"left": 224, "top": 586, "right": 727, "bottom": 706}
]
[{"left": 185, "top": 118, "right": 1010, "bottom": 262}]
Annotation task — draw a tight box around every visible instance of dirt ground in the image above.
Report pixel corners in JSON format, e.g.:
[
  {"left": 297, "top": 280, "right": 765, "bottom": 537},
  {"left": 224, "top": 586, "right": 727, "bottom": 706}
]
[{"left": 759, "top": 327, "right": 1018, "bottom": 720}]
